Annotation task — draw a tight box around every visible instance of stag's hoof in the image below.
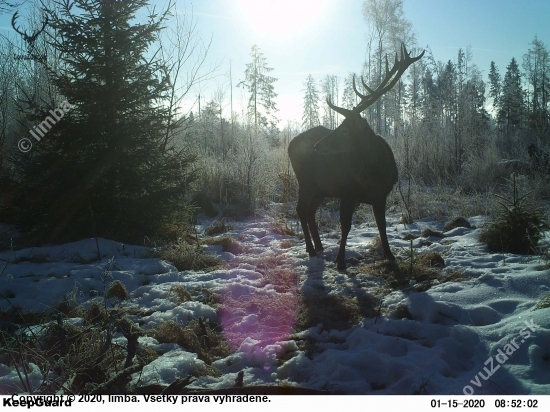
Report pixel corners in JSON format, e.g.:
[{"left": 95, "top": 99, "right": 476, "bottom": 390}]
[
  {"left": 336, "top": 261, "right": 347, "bottom": 271},
  {"left": 307, "top": 250, "right": 318, "bottom": 257}
]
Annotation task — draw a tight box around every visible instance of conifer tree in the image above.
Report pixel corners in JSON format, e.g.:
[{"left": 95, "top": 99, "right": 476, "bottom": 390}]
[
  {"left": 523, "top": 37, "right": 550, "bottom": 138},
  {"left": 362, "top": 0, "right": 413, "bottom": 133},
  {"left": 243, "top": 45, "right": 278, "bottom": 136},
  {"left": 12, "top": 0, "right": 197, "bottom": 244},
  {"left": 500, "top": 58, "right": 525, "bottom": 134},
  {"left": 302, "top": 74, "right": 320, "bottom": 130},
  {"left": 321, "top": 75, "right": 338, "bottom": 129},
  {"left": 488, "top": 61, "right": 501, "bottom": 115}
]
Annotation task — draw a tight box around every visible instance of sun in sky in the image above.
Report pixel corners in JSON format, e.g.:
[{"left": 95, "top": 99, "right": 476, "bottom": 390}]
[{"left": 234, "top": 0, "right": 331, "bottom": 42}]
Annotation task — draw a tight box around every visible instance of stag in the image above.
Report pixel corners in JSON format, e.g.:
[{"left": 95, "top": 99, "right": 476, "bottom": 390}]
[
  {"left": 288, "top": 44, "right": 424, "bottom": 270},
  {"left": 11, "top": 11, "right": 48, "bottom": 59}
]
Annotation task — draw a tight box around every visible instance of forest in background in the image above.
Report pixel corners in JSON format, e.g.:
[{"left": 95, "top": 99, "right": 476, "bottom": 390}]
[{"left": 0, "top": 0, "right": 549, "bottom": 248}]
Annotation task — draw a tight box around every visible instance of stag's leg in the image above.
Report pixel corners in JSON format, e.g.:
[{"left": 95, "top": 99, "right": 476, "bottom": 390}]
[
  {"left": 307, "top": 195, "right": 324, "bottom": 252},
  {"left": 336, "top": 198, "right": 355, "bottom": 270},
  {"left": 372, "top": 201, "right": 395, "bottom": 261},
  {"left": 297, "top": 194, "right": 316, "bottom": 257}
]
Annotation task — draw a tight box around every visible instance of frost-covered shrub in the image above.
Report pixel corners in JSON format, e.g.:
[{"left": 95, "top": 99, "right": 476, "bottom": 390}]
[{"left": 179, "top": 119, "right": 299, "bottom": 215}]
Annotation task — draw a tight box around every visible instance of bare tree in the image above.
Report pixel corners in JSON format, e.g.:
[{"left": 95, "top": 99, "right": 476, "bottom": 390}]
[
  {"left": 523, "top": 36, "right": 550, "bottom": 141},
  {"left": 1, "top": 1, "right": 55, "bottom": 174},
  {"left": 0, "top": 40, "right": 17, "bottom": 172},
  {"left": 362, "top": 0, "right": 415, "bottom": 133},
  {"left": 341, "top": 73, "right": 358, "bottom": 110},
  {"left": 0, "top": 0, "right": 21, "bottom": 14},
  {"left": 157, "top": 1, "right": 217, "bottom": 153}
]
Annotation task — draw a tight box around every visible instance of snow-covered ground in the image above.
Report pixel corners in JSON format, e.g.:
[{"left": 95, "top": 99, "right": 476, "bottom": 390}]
[{"left": 1, "top": 213, "right": 549, "bottom": 395}]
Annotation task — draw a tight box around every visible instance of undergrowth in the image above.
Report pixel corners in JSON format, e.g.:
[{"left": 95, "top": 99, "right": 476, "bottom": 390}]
[
  {"left": 479, "top": 174, "right": 548, "bottom": 255},
  {"left": 204, "top": 235, "right": 246, "bottom": 254},
  {"left": 153, "top": 239, "right": 221, "bottom": 271},
  {"left": 153, "top": 319, "right": 231, "bottom": 366},
  {"left": 0, "top": 259, "right": 230, "bottom": 394}
]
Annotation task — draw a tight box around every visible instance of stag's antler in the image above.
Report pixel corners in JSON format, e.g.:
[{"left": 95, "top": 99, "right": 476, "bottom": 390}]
[
  {"left": 353, "top": 44, "right": 424, "bottom": 113},
  {"left": 11, "top": 11, "right": 48, "bottom": 45},
  {"left": 327, "top": 43, "right": 424, "bottom": 117}
]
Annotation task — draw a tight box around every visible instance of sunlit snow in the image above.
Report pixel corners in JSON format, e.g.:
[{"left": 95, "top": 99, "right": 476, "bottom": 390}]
[{"left": 0, "top": 212, "right": 549, "bottom": 394}]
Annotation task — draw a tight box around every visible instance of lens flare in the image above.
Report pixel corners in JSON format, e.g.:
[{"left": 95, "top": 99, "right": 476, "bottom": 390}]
[{"left": 218, "top": 253, "right": 300, "bottom": 365}]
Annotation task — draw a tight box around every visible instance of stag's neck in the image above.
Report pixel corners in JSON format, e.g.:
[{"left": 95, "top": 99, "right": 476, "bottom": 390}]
[{"left": 360, "top": 117, "right": 376, "bottom": 136}]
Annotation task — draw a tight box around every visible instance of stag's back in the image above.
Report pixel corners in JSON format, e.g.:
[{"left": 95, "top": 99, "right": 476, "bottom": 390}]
[
  {"left": 288, "top": 126, "right": 331, "bottom": 184},
  {"left": 288, "top": 125, "right": 397, "bottom": 201}
]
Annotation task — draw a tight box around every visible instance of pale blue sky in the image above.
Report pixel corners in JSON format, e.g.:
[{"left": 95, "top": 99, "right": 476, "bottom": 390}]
[
  {"left": 190, "top": 0, "right": 550, "bottom": 123},
  {"left": 2, "top": 0, "right": 550, "bottom": 124}
]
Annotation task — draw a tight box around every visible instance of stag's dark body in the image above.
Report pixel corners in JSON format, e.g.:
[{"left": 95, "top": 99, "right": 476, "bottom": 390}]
[
  {"left": 288, "top": 120, "right": 398, "bottom": 269},
  {"left": 288, "top": 44, "right": 422, "bottom": 270}
]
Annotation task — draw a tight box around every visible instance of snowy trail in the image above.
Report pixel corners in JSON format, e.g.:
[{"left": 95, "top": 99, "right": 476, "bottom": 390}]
[{"left": 1, "top": 215, "right": 549, "bottom": 394}]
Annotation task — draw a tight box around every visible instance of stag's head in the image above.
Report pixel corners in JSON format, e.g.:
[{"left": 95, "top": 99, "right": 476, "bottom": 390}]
[
  {"left": 11, "top": 11, "right": 48, "bottom": 45},
  {"left": 315, "top": 44, "right": 424, "bottom": 155}
]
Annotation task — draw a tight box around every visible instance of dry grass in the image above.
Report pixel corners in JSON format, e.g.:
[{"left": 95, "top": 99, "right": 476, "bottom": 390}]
[
  {"left": 368, "top": 235, "right": 384, "bottom": 257},
  {"left": 356, "top": 260, "right": 407, "bottom": 289},
  {"left": 83, "top": 301, "right": 109, "bottom": 325},
  {"left": 279, "top": 240, "right": 295, "bottom": 249},
  {"left": 415, "top": 252, "right": 446, "bottom": 269},
  {"left": 0, "top": 300, "right": 150, "bottom": 393},
  {"left": 443, "top": 217, "right": 472, "bottom": 232},
  {"left": 255, "top": 253, "right": 287, "bottom": 270},
  {"left": 388, "top": 183, "right": 496, "bottom": 221},
  {"left": 254, "top": 254, "right": 300, "bottom": 293},
  {"left": 155, "top": 240, "right": 221, "bottom": 271},
  {"left": 440, "top": 270, "right": 467, "bottom": 283},
  {"left": 204, "top": 235, "right": 246, "bottom": 254},
  {"left": 168, "top": 284, "right": 192, "bottom": 304},
  {"left": 220, "top": 292, "right": 299, "bottom": 349},
  {"left": 270, "top": 216, "right": 302, "bottom": 238},
  {"left": 0, "top": 284, "right": 229, "bottom": 394},
  {"left": 105, "top": 280, "right": 129, "bottom": 300},
  {"left": 153, "top": 319, "right": 231, "bottom": 367},
  {"left": 218, "top": 253, "right": 300, "bottom": 349},
  {"left": 204, "top": 218, "right": 232, "bottom": 236},
  {"left": 355, "top": 251, "right": 446, "bottom": 292},
  {"left": 0, "top": 248, "right": 229, "bottom": 394},
  {"left": 296, "top": 293, "right": 378, "bottom": 331},
  {"left": 534, "top": 292, "right": 550, "bottom": 311},
  {"left": 421, "top": 228, "right": 445, "bottom": 238},
  {"left": 390, "top": 303, "right": 413, "bottom": 320},
  {"left": 192, "top": 287, "right": 223, "bottom": 307},
  {"left": 261, "top": 267, "right": 299, "bottom": 293},
  {"left": 398, "top": 250, "right": 445, "bottom": 291}
]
